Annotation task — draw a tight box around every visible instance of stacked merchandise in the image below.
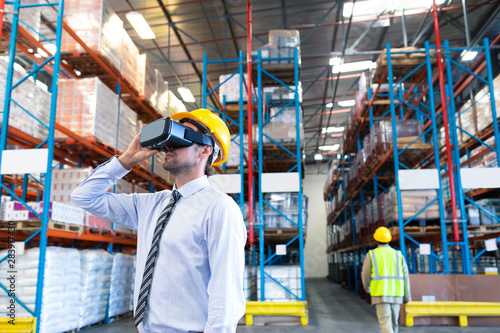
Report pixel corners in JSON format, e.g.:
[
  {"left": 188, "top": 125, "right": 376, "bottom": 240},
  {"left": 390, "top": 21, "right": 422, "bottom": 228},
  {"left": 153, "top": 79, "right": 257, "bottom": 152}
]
[
  {"left": 0, "top": 247, "right": 81, "bottom": 332},
  {"left": 354, "top": 70, "right": 373, "bottom": 112},
  {"left": 259, "top": 30, "right": 301, "bottom": 65},
  {"left": 4, "top": 0, "right": 41, "bottom": 41},
  {"left": 218, "top": 73, "right": 248, "bottom": 102},
  {"left": 61, "top": 0, "right": 123, "bottom": 72},
  {"left": 253, "top": 106, "right": 303, "bottom": 143},
  {"left": 168, "top": 90, "right": 187, "bottom": 115},
  {"left": 382, "top": 186, "right": 440, "bottom": 225},
  {"left": 243, "top": 266, "right": 256, "bottom": 301},
  {"left": 264, "top": 82, "right": 303, "bottom": 103},
  {"left": 226, "top": 134, "right": 248, "bottom": 167},
  {"left": 56, "top": 77, "right": 119, "bottom": 148},
  {"left": 465, "top": 199, "right": 500, "bottom": 225},
  {"left": 259, "top": 193, "right": 308, "bottom": 229},
  {"left": 108, "top": 253, "right": 135, "bottom": 317},
  {"left": 129, "top": 256, "right": 137, "bottom": 311},
  {"left": 137, "top": 54, "right": 156, "bottom": 104},
  {"left": 455, "top": 74, "right": 500, "bottom": 145},
  {"left": 51, "top": 167, "right": 93, "bottom": 203},
  {"left": 0, "top": 200, "right": 84, "bottom": 225},
  {"left": 138, "top": 151, "right": 174, "bottom": 184},
  {"left": 256, "top": 265, "right": 302, "bottom": 301},
  {"left": 152, "top": 70, "right": 170, "bottom": 116},
  {"left": 79, "top": 250, "right": 113, "bottom": 328},
  {"left": 465, "top": 136, "right": 496, "bottom": 168},
  {"left": 369, "top": 119, "right": 422, "bottom": 159},
  {"left": 118, "top": 102, "right": 138, "bottom": 153},
  {"left": 121, "top": 30, "right": 140, "bottom": 92},
  {"left": 0, "top": 57, "right": 52, "bottom": 141}
]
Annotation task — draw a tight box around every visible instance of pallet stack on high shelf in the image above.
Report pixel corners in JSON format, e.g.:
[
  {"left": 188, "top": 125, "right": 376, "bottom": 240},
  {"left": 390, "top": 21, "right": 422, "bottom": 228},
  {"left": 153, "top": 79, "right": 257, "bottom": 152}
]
[
  {"left": 0, "top": 1, "right": 184, "bottom": 331},
  {"left": 203, "top": 29, "right": 308, "bottom": 325},
  {"left": 325, "top": 37, "right": 500, "bottom": 299}
]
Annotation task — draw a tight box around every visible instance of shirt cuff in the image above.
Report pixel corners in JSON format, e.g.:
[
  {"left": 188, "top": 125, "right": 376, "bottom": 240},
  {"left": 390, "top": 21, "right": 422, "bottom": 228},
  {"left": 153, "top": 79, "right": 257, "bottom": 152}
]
[{"left": 101, "top": 156, "right": 131, "bottom": 179}]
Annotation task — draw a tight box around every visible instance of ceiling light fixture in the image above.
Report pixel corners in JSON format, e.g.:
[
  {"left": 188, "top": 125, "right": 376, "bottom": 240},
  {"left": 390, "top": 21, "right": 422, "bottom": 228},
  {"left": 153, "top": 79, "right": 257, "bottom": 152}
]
[
  {"left": 319, "top": 144, "right": 340, "bottom": 151},
  {"left": 322, "top": 126, "right": 345, "bottom": 134},
  {"left": 338, "top": 100, "right": 356, "bottom": 107},
  {"left": 343, "top": 0, "right": 446, "bottom": 18},
  {"left": 332, "top": 60, "right": 377, "bottom": 74},
  {"left": 461, "top": 50, "right": 478, "bottom": 62},
  {"left": 126, "top": 11, "right": 156, "bottom": 39},
  {"left": 326, "top": 102, "right": 334, "bottom": 108},
  {"left": 329, "top": 57, "right": 342, "bottom": 66},
  {"left": 177, "top": 87, "right": 196, "bottom": 103},
  {"left": 314, "top": 153, "right": 323, "bottom": 161}
]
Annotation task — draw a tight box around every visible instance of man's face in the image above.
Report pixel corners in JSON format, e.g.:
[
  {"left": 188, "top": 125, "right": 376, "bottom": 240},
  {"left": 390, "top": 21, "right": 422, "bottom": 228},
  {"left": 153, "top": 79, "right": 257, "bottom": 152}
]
[{"left": 162, "top": 122, "right": 204, "bottom": 174}]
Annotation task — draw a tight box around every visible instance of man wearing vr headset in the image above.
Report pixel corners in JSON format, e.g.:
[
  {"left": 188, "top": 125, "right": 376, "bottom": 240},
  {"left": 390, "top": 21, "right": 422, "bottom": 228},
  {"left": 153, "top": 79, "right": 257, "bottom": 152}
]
[{"left": 72, "top": 109, "right": 246, "bottom": 333}]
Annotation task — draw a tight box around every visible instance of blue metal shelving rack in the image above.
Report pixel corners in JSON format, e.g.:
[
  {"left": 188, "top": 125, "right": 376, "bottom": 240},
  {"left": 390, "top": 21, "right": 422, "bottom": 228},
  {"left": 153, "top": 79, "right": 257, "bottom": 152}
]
[
  {"left": 255, "top": 47, "right": 306, "bottom": 302},
  {"left": 202, "top": 47, "right": 306, "bottom": 304},
  {"left": 326, "top": 39, "right": 499, "bottom": 290},
  {"left": 0, "top": 1, "right": 65, "bottom": 332},
  {"left": 201, "top": 50, "right": 247, "bottom": 229}
]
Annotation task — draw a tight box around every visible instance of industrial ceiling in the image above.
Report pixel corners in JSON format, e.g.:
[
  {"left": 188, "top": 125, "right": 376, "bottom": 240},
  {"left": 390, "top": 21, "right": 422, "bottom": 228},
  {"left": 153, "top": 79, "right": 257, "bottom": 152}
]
[{"left": 41, "top": 0, "right": 500, "bottom": 172}]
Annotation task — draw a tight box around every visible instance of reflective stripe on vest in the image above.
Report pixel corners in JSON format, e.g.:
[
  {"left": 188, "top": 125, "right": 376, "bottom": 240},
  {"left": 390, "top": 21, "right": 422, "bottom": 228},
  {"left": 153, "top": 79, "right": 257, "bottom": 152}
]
[{"left": 369, "top": 247, "right": 404, "bottom": 297}]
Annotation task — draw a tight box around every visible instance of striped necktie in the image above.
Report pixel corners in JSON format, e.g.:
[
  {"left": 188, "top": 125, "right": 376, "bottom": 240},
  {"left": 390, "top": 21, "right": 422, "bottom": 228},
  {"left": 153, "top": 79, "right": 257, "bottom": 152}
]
[{"left": 134, "top": 190, "right": 181, "bottom": 327}]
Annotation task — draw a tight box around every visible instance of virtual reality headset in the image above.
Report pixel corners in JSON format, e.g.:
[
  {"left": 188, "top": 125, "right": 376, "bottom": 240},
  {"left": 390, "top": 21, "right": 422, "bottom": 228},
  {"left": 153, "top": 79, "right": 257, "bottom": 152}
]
[{"left": 139, "top": 117, "right": 214, "bottom": 151}]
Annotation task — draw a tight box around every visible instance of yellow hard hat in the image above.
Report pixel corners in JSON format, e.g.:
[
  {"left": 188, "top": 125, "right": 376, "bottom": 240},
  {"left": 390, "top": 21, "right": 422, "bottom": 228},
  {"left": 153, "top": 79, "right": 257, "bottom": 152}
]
[
  {"left": 374, "top": 226, "right": 392, "bottom": 243},
  {"left": 170, "top": 109, "right": 230, "bottom": 166}
]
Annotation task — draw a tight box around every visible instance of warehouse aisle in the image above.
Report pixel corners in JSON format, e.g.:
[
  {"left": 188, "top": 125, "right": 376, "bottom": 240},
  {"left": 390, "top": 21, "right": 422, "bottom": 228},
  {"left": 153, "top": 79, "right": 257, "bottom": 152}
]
[{"left": 79, "top": 278, "right": 494, "bottom": 333}]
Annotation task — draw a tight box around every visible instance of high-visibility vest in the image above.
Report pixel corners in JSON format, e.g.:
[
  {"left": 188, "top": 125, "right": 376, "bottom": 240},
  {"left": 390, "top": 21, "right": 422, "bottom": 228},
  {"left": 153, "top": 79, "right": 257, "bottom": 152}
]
[{"left": 369, "top": 247, "right": 405, "bottom": 297}]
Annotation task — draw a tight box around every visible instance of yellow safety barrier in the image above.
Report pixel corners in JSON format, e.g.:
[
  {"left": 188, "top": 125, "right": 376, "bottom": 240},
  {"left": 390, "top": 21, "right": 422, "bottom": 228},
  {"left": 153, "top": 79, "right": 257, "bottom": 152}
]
[
  {"left": 0, "top": 317, "right": 36, "bottom": 332},
  {"left": 245, "top": 301, "right": 308, "bottom": 325},
  {"left": 405, "top": 301, "right": 500, "bottom": 327}
]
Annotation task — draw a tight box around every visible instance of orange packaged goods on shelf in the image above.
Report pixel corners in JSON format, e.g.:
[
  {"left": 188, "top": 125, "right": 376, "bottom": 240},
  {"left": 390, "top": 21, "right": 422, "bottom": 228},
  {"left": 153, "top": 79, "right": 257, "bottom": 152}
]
[
  {"left": 121, "top": 29, "right": 140, "bottom": 93},
  {"left": 61, "top": 0, "right": 123, "bottom": 71},
  {"left": 56, "top": 77, "right": 137, "bottom": 149}
]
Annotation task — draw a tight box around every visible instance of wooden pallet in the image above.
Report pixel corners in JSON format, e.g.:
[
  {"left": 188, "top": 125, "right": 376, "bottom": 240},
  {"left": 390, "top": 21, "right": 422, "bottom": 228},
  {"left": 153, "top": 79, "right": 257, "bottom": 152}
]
[
  {"left": 84, "top": 226, "right": 113, "bottom": 237},
  {"left": 467, "top": 224, "right": 500, "bottom": 234},
  {"left": 0, "top": 220, "right": 84, "bottom": 233},
  {"left": 373, "top": 47, "right": 436, "bottom": 82}
]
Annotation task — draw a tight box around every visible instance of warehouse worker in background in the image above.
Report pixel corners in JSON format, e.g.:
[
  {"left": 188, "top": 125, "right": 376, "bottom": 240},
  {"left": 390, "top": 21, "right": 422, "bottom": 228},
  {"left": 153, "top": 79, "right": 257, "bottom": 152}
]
[
  {"left": 361, "top": 227, "right": 411, "bottom": 333},
  {"left": 72, "top": 109, "right": 247, "bottom": 333}
]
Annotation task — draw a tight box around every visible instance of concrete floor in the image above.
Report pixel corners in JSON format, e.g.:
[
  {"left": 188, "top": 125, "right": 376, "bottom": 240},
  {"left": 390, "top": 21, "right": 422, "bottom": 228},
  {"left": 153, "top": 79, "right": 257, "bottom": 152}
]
[{"left": 80, "top": 278, "right": 496, "bottom": 333}]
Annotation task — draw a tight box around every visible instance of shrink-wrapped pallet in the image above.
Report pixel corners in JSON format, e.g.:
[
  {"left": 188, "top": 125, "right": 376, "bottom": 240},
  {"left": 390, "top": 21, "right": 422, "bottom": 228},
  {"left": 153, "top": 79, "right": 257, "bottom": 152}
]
[
  {"left": 56, "top": 77, "right": 119, "bottom": 148},
  {"left": 121, "top": 30, "right": 140, "bottom": 92},
  {"left": 108, "top": 253, "right": 134, "bottom": 317},
  {"left": 118, "top": 102, "right": 138, "bottom": 153},
  {"left": 0, "top": 247, "right": 81, "bottom": 332},
  {"left": 62, "top": 0, "right": 123, "bottom": 71},
  {"left": 137, "top": 54, "right": 156, "bottom": 103},
  {"left": 382, "top": 186, "right": 440, "bottom": 222},
  {"left": 4, "top": 0, "right": 41, "bottom": 41},
  {"left": 257, "top": 265, "right": 302, "bottom": 301},
  {"left": 78, "top": 250, "right": 113, "bottom": 328}
]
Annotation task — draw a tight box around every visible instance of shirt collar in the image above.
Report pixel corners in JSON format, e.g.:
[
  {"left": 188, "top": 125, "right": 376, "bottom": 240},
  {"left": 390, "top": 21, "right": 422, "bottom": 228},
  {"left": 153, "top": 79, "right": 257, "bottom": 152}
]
[{"left": 172, "top": 175, "right": 209, "bottom": 199}]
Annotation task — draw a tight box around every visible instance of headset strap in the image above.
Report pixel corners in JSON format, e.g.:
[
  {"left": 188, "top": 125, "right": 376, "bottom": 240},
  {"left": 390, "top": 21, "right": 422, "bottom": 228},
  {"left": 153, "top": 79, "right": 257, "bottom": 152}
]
[{"left": 184, "top": 127, "right": 214, "bottom": 147}]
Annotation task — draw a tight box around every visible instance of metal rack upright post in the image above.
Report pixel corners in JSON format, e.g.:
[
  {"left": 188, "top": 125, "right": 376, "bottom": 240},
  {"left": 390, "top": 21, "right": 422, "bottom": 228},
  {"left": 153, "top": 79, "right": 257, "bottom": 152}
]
[{"left": 0, "top": 1, "right": 65, "bottom": 331}]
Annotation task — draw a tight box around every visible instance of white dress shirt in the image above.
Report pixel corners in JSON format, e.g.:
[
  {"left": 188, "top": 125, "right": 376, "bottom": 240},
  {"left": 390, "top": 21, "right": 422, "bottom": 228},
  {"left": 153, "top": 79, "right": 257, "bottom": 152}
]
[{"left": 71, "top": 157, "right": 247, "bottom": 333}]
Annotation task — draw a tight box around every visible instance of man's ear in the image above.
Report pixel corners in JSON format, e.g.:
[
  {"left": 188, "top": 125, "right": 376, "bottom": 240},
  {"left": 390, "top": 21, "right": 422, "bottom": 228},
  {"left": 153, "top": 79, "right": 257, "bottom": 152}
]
[{"left": 199, "top": 145, "right": 213, "bottom": 159}]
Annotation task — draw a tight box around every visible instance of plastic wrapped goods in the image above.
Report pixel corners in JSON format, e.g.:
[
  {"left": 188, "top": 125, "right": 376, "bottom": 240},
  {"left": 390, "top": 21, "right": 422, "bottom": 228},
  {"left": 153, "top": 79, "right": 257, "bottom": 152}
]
[
  {"left": 256, "top": 265, "right": 302, "bottom": 301},
  {"left": 56, "top": 77, "right": 119, "bottom": 148},
  {"left": 260, "top": 30, "right": 301, "bottom": 65},
  {"left": 226, "top": 134, "right": 248, "bottom": 167},
  {"left": 0, "top": 247, "right": 81, "bottom": 332},
  {"left": 61, "top": 0, "right": 123, "bottom": 71},
  {"left": 137, "top": 54, "right": 156, "bottom": 103},
  {"left": 118, "top": 102, "right": 138, "bottom": 153},
  {"left": 108, "top": 254, "right": 134, "bottom": 317},
  {"left": 383, "top": 186, "right": 440, "bottom": 222},
  {"left": 252, "top": 123, "right": 304, "bottom": 143},
  {"left": 51, "top": 167, "right": 93, "bottom": 204},
  {"left": 219, "top": 73, "right": 248, "bottom": 102},
  {"left": 243, "top": 266, "right": 256, "bottom": 301},
  {"left": 121, "top": 30, "right": 140, "bottom": 92},
  {"left": 4, "top": 0, "right": 41, "bottom": 41},
  {"left": 79, "top": 250, "right": 113, "bottom": 328}
]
